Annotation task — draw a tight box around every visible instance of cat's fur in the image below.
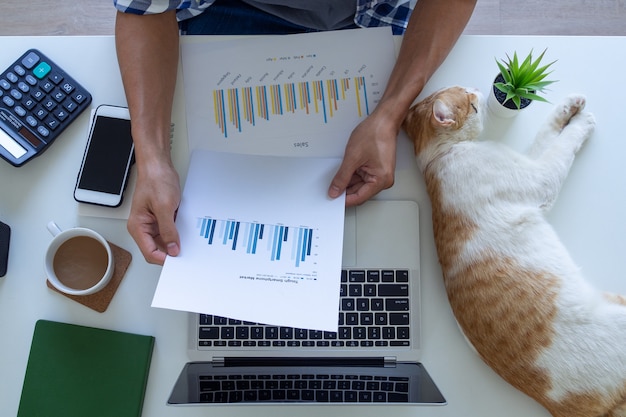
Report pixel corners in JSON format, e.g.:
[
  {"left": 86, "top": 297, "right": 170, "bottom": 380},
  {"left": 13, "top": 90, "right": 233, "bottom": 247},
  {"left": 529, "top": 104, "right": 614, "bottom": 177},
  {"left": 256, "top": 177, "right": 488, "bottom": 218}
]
[{"left": 403, "top": 86, "right": 626, "bottom": 417}]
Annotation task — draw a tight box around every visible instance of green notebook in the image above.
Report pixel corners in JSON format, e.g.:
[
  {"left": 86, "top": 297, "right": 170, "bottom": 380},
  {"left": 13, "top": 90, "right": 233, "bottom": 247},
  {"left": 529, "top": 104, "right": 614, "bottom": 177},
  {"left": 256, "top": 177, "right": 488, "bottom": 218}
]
[{"left": 18, "top": 320, "right": 155, "bottom": 417}]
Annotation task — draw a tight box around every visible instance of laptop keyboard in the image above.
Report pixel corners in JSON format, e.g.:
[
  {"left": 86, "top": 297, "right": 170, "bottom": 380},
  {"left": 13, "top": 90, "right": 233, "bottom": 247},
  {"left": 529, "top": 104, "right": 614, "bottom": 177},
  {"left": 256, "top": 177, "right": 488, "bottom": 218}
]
[
  {"left": 197, "top": 372, "right": 410, "bottom": 403},
  {"left": 197, "top": 268, "right": 412, "bottom": 349}
]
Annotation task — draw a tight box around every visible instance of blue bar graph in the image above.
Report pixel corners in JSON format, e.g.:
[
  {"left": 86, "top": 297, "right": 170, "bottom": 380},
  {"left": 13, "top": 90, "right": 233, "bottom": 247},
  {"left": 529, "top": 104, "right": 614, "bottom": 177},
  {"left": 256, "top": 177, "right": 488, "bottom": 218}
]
[{"left": 197, "top": 217, "right": 314, "bottom": 267}]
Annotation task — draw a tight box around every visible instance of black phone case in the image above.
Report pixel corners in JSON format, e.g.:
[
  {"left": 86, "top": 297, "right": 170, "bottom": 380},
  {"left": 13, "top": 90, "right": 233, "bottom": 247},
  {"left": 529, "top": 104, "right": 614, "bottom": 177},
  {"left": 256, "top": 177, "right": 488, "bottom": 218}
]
[{"left": 0, "top": 221, "right": 10, "bottom": 277}]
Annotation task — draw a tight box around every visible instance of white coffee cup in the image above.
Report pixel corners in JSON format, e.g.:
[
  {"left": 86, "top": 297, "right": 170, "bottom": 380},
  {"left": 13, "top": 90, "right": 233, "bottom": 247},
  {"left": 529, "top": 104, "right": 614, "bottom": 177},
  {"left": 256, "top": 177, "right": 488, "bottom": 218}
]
[{"left": 44, "top": 221, "right": 113, "bottom": 296}]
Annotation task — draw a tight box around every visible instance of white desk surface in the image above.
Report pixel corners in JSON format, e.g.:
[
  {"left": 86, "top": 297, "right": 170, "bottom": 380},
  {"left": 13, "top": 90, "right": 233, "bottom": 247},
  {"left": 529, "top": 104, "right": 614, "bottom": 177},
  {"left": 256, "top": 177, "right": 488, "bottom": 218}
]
[{"left": 1, "top": 34, "right": 625, "bottom": 417}]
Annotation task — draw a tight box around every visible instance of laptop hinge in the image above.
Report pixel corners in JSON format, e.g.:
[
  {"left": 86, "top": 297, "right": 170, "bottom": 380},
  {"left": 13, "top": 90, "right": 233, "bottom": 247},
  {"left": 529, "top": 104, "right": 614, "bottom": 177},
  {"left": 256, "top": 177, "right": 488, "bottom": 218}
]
[
  {"left": 213, "top": 357, "right": 396, "bottom": 367},
  {"left": 384, "top": 356, "right": 397, "bottom": 367}
]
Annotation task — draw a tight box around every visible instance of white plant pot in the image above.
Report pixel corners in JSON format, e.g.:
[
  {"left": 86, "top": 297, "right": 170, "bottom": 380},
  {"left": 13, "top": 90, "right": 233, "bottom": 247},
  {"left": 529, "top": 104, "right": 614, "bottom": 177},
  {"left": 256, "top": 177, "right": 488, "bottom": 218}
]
[
  {"left": 487, "top": 74, "right": 533, "bottom": 119},
  {"left": 487, "top": 85, "right": 532, "bottom": 118}
]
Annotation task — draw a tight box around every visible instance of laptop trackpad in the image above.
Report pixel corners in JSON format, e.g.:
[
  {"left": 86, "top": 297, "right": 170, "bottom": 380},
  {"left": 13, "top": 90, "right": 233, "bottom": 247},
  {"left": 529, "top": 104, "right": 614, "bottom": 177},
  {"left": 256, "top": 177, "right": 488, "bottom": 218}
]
[{"left": 342, "top": 200, "right": 419, "bottom": 268}]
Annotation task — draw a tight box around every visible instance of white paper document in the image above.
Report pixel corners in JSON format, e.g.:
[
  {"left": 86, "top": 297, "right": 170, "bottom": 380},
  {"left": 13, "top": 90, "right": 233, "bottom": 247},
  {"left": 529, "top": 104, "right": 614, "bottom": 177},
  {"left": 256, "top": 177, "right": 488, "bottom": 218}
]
[
  {"left": 180, "top": 27, "right": 397, "bottom": 158},
  {"left": 152, "top": 27, "right": 397, "bottom": 331},
  {"left": 152, "top": 150, "right": 346, "bottom": 331}
]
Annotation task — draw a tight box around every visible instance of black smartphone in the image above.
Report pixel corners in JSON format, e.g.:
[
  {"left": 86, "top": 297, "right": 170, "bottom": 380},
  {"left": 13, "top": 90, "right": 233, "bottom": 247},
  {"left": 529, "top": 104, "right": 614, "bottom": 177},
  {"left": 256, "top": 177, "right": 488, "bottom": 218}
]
[
  {"left": 74, "top": 105, "right": 134, "bottom": 207},
  {"left": 0, "top": 220, "right": 10, "bottom": 277}
]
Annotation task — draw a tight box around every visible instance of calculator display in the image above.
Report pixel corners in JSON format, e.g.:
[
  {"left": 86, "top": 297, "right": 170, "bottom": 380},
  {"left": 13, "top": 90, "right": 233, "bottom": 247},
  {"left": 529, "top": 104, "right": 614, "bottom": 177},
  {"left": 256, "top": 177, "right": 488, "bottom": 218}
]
[
  {"left": 0, "top": 127, "right": 26, "bottom": 159},
  {"left": 0, "top": 49, "right": 92, "bottom": 166}
]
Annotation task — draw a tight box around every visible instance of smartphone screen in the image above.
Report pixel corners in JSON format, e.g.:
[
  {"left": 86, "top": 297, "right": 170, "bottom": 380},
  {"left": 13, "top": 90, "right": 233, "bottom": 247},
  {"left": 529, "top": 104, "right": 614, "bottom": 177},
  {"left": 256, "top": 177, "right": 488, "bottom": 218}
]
[{"left": 77, "top": 115, "right": 133, "bottom": 196}]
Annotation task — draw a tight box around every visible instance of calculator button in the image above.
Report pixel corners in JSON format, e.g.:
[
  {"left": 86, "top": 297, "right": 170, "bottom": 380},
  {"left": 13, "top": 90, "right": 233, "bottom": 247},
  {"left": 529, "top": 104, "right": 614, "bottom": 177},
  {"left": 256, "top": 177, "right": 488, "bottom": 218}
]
[
  {"left": 18, "top": 82, "right": 30, "bottom": 93},
  {"left": 63, "top": 99, "right": 77, "bottom": 112},
  {"left": 0, "top": 80, "right": 10, "bottom": 90},
  {"left": 41, "top": 80, "right": 54, "bottom": 93},
  {"left": 10, "top": 89, "right": 23, "bottom": 101},
  {"left": 21, "top": 51, "right": 40, "bottom": 69},
  {"left": 43, "top": 99, "right": 56, "bottom": 111},
  {"left": 49, "top": 72, "right": 64, "bottom": 85},
  {"left": 54, "top": 108, "right": 69, "bottom": 121},
  {"left": 37, "top": 125, "right": 50, "bottom": 137},
  {"left": 34, "top": 107, "right": 48, "bottom": 120},
  {"left": 52, "top": 90, "right": 65, "bottom": 102},
  {"left": 72, "top": 91, "right": 87, "bottom": 103},
  {"left": 61, "top": 82, "right": 74, "bottom": 94},
  {"left": 33, "top": 62, "right": 51, "bottom": 79},
  {"left": 2, "top": 96, "right": 15, "bottom": 107},
  {"left": 14, "top": 65, "right": 26, "bottom": 76},
  {"left": 25, "top": 75, "right": 37, "bottom": 86},
  {"left": 31, "top": 90, "right": 45, "bottom": 101},
  {"left": 25, "top": 116, "right": 37, "bottom": 127},
  {"left": 45, "top": 117, "right": 60, "bottom": 130},
  {"left": 23, "top": 98, "right": 36, "bottom": 110},
  {"left": 14, "top": 106, "right": 27, "bottom": 117},
  {"left": 7, "top": 72, "right": 18, "bottom": 83}
]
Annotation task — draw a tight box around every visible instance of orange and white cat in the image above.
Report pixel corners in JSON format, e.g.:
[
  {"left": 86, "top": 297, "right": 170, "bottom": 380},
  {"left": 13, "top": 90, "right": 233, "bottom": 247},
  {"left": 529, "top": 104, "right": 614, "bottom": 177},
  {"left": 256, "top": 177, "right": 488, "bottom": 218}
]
[{"left": 403, "top": 86, "right": 626, "bottom": 417}]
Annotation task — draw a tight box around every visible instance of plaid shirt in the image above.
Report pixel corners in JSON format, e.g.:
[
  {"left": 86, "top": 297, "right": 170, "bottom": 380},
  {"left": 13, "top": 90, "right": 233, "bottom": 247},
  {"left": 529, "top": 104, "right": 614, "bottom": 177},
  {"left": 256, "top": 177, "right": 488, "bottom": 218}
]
[{"left": 114, "top": 0, "right": 413, "bottom": 34}]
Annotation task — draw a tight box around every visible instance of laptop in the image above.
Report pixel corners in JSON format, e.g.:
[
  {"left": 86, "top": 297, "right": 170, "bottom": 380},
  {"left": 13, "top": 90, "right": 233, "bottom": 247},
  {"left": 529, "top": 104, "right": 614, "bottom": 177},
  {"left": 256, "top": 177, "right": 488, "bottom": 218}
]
[{"left": 168, "top": 199, "right": 446, "bottom": 405}]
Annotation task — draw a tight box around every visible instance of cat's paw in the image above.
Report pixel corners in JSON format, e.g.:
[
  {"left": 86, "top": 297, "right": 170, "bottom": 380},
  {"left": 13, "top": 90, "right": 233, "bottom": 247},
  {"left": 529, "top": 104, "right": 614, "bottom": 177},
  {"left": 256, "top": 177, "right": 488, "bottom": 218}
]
[
  {"left": 571, "top": 110, "right": 596, "bottom": 144},
  {"left": 553, "top": 94, "right": 587, "bottom": 130},
  {"left": 572, "top": 110, "right": 596, "bottom": 130},
  {"left": 564, "top": 108, "right": 596, "bottom": 153}
]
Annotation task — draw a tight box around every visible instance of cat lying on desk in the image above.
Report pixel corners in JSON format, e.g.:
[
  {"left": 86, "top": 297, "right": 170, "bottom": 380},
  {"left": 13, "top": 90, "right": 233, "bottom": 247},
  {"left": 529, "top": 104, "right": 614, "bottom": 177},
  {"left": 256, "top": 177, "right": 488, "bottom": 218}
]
[{"left": 403, "top": 86, "right": 626, "bottom": 417}]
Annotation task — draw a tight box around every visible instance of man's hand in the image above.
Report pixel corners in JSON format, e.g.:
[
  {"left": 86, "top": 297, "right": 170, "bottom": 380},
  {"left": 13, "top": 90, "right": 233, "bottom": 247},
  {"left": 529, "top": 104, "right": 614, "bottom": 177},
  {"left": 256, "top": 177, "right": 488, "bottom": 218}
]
[
  {"left": 127, "top": 161, "right": 181, "bottom": 265},
  {"left": 328, "top": 0, "right": 478, "bottom": 207},
  {"left": 328, "top": 109, "right": 398, "bottom": 206}
]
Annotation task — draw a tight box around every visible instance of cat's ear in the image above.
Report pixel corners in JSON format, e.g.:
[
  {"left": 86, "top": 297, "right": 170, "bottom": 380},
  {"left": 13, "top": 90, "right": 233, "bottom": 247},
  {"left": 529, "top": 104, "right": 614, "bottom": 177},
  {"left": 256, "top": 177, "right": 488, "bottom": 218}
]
[{"left": 433, "top": 99, "right": 455, "bottom": 126}]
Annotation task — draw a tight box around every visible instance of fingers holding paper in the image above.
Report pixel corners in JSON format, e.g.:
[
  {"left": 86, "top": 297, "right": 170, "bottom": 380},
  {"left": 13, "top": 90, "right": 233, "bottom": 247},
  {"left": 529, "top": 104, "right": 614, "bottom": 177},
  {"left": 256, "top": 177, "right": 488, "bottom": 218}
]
[
  {"left": 127, "top": 163, "right": 181, "bottom": 265},
  {"left": 328, "top": 112, "right": 398, "bottom": 207}
]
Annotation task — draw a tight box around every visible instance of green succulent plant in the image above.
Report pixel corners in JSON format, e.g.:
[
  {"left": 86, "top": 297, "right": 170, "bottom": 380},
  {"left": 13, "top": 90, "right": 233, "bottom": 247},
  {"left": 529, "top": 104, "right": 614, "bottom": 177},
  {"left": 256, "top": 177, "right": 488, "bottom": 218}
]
[{"left": 494, "top": 49, "right": 557, "bottom": 109}]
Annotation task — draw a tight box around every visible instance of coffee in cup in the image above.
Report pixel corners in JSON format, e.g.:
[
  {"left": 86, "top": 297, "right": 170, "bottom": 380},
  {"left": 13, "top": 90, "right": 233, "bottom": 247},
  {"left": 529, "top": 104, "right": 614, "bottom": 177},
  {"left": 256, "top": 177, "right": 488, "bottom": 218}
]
[{"left": 45, "top": 221, "right": 113, "bottom": 296}]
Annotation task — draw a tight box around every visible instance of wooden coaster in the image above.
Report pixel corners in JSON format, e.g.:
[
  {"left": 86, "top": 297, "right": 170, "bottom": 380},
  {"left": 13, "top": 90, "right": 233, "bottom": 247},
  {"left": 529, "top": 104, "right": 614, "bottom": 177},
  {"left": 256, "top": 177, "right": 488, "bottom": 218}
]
[{"left": 46, "top": 241, "right": 132, "bottom": 313}]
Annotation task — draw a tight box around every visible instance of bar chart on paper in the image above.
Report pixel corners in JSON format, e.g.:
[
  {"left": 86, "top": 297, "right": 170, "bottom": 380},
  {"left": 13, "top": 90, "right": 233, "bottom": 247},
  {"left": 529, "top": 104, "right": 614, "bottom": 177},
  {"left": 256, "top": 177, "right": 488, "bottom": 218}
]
[
  {"left": 153, "top": 135, "right": 346, "bottom": 330},
  {"left": 196, "top": 216, "right": 317, "bottom": 271},
  {"left": 182, "top": 27, "right": 397, "bottom": 157},
  {"left": 213, "top": 76, "right": 371, "bottom": 139}
]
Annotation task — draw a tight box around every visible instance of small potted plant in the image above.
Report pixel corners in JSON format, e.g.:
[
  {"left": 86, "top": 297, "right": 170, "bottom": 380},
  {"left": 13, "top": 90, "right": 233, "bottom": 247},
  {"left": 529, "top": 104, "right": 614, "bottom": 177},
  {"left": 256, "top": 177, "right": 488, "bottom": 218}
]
[{"left": 488, "top": 49, "right": 557, "bottom": 118}]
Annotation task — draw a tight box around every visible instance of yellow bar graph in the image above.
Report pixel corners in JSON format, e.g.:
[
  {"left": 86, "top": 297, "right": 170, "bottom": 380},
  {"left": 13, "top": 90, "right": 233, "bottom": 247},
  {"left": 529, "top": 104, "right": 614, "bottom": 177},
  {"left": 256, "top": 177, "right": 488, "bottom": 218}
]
[{"left": 213, "top": 76, "right": 368, "bottom": 138}]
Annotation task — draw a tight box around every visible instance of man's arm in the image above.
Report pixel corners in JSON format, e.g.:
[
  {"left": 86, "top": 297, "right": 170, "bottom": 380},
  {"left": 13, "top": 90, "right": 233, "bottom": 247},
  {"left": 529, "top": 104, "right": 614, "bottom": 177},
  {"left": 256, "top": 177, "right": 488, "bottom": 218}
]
[
  {"left": 115, "top": 10, "right": 182, "bottom": 264},
  {"left": 378, "top": 0, "right": 478, "bottom": 124},
  {"left": 329, "top": 0, "right": 477, "bottom": 205}
]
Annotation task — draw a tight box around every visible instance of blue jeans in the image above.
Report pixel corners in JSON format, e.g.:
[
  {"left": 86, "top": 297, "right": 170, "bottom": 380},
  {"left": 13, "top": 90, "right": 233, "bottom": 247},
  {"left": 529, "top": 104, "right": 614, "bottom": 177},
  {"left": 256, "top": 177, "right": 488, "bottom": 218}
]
[{"left": 179, "top": 0, "right": 358, "bottom": 35}]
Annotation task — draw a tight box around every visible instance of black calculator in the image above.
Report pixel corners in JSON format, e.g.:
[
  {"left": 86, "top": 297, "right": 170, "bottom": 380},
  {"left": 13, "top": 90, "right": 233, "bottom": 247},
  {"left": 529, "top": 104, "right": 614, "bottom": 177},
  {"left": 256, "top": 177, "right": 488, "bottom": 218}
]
[{"left": 0, "top": 49, "right": 92, "bottom": 167}]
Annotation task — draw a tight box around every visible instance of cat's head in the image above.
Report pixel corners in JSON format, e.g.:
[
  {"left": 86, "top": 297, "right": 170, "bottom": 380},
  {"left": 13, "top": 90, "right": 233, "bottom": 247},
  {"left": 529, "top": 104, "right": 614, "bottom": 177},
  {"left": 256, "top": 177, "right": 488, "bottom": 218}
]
[{"left": 403, "top": 86, "right": 483, "bottom": 163}]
